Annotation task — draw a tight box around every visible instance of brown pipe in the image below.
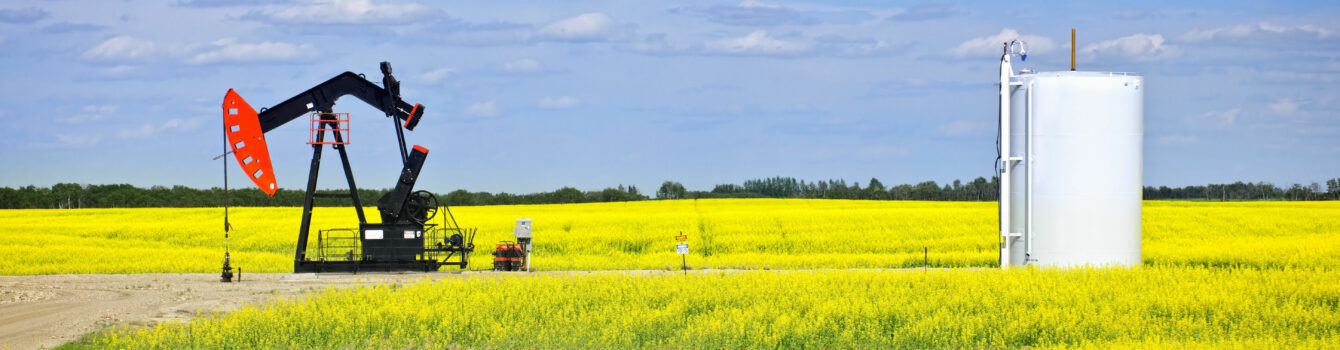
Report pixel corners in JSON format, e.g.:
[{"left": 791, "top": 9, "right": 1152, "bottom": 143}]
[{"left": 1071, "top": 28, "right": 1076, "bottom": 71}]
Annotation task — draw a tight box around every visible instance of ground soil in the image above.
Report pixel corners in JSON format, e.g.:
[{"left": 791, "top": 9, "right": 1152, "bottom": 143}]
[
  {"left": 0, "top": 272, "right": 458, "bottom": 349},
  {"left": 0, "top": 267, "right": 784, "bottom": 349}
]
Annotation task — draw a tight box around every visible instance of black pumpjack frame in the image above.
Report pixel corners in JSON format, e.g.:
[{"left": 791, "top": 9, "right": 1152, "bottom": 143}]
[{"left": 235, "top": 61, "right": 472, "bottom": 273}]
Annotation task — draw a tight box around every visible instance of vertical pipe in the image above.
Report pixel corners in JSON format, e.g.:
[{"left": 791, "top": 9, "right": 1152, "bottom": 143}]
[
  {"left": 1026, "top": 81, "right": 1035, "bottom": 260},
  {"left": 999, "top": 53, "right": 1013, "bottom": 267},
  {"left": 1071, "top": 28, "right": 1076, "bottom": 71}
]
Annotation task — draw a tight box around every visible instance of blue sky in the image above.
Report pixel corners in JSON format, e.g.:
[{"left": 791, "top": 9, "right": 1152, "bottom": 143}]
[{"left": 0, "top": 0, "right": 1337, "bottom": 194}]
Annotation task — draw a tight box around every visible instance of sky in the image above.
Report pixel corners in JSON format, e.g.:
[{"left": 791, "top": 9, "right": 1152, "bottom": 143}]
[{"left": 0, "top": 0, "right": 1337, "bottom": 194}]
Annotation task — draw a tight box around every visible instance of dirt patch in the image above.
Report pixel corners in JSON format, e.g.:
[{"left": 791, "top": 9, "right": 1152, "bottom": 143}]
[
  {"left": 0, "top": 272, "right": 459, "bottom": 349},
  {"left": 0, "top": 268, "right": 791, "bottom": 349}
]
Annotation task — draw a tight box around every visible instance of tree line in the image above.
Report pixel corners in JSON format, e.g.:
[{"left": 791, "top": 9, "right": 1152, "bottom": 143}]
[
  {"left": 662, "top": 176, "right": 1002, "bottom": 201},
  {"left": 0, "top": 183, "right": 650, "bottom": 209},
  {"left": 442, "top": 185, "right": 647, "bottom": 206},
  {"left": 0, "top": 177, "right": 1335, "bottom": 209},
  {"left": 0, "top": 183, "right": 397, "bottom": 209},
  {"left": 1142, "top": 179, "right": 1340, "bottom": 201}
]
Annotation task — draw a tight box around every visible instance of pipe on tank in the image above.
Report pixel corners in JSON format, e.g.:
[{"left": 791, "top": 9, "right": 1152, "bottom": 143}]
[
  {"left": 1028, "top": 85, "right": 1036, "bottom": 259},
  {"left": 1071, "top": 28, "right": 1076, "bottom": 71},
  {"left": 999, "top": 51, "right": 1026, "bottom": 267}
]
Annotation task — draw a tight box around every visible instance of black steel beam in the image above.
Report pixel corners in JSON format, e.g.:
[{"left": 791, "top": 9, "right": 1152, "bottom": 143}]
[
  {"left": 329, "top": 119, "right": 367, "bottom": 224},
  {"left": 256, "top": 71, "right": 425, "bottom": 133}
]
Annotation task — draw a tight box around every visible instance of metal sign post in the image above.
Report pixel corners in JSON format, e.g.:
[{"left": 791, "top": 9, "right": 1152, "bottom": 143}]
[{"left": 675, "top": 232, "right": 688, "bottom": 274}]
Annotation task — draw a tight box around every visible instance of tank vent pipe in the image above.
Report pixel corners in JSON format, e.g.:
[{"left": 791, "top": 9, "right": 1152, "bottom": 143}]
[{"left": 1071, "top": 28, "right": 1076, "bottom": 71}]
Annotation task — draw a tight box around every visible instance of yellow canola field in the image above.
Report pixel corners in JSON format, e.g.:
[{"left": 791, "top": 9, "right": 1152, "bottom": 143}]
[
  {"left": 92, "top": 267, "right": 1340, "bottom": 349},
  {"left": 1, "top": 199, "right": 1338, "bottom": 274},
  {"left": 11, "top": 199, "right": 1340, "bottom": 348}
]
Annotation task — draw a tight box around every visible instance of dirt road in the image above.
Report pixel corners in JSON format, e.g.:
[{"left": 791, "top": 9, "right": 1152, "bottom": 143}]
[{"left": 0, "top": 272, "right": 454, "bottom": 349}]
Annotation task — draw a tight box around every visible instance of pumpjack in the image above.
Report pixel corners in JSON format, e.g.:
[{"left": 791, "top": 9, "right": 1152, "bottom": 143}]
[{"left": 222, "top": 61, "right": 475, "bottom": 273}]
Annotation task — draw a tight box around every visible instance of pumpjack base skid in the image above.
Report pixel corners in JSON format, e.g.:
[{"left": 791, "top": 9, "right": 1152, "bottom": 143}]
[
  {"left": 302, "top": 225, "right": 477, "bottom": 274},
  {"left": 295, "top": 260, "right": 466, "bottom": 273}
]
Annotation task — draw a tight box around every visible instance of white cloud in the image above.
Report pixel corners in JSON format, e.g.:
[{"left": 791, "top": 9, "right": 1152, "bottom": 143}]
[
  {"left": 537, "top": 96, "right": 579, "bottom": 109},
  {"left": 669, "top": 0, "right": 871, "bottom": 27},
  {"left": 1270, "top": 98, "right": 1299, "bottom": 115},
  {"left": 947, "top": 28, "right": 1055, "bottom": 58},
  {"left": 437, "top": 24, "right": 533, "bottom": 46},
  {"left": 119, "top": 118, "right": 204, "bottom": 139},
  {"left": 626, "top": 32, "right": 888, "bottom": 57},
  {"left": 176, "top": 0, "right": 290, "bottom": 7},
  {"left": 621, "top": 33, "right": 699, "bottom": 55},
  {"left": 55, "top": 134, "right": 100, "bottom": 147},
  {"left": 84, "top": 105, "right": 118, "bottom": 114},
  {"left": 1259, "top": 71, "right": 1340, "bottom": 84},
  {"left": 815, "top": 35, "right": 890, "bottom": 56},
  {"left": 187, "top": 38, "right": 315, "bottom": 64},
  {"left": 858, "top": 145, "right": 910, "bottom": 159},
  {"left": 60, "top": 114, "right": 106, "bottom": 123},
  {"left": 1155, "top": 134, "right": 1198, "bottom": 145},
  {"left": 84, "top": 36, "right": 312, "bottom": 65},
  {"left": 435, "top": 13, "right": 633, "bottom": 46},
  {"left": 1182, "top": 23, "right": 1336, "bottom": 42},
  {"left": 1080, "top": 33, "right": 1179, "bottom": 61},
  {"left": 59, "top": 105, "right": 118, "bottom": 123},
  {"left": 27, "top": 133, "right": 102, "bottom": 149},
  {"left": 503, "top": 58, "right": 540, "bottom": 73},
  {"left": 418, "top": 67, "right": 458, "bottom": 83},
  {"left": 98, "top": 65, "right": 140, "bottom": 78},
  {"left": 246, "top": 0, "right": 442, "bottom": 25},
  {"left": 706, "top": 30, "right": 809, "bottom": 55},
  {"left": 0, "top": 6, "right": 49, "bottom": 24},
  {"left": 1190, "top": 108, "right": 1241, "bottom": 126},
  {"left": 738, "top": 0, "right": 778, "bottom": 9},
  {"left": 937, "top": 120, "right": 980, "bottom": 136},
  {"left": 887, "top": 3, "right": 962, "bottom": 22},
  {"left": 83, "top": 36, "right": 162, "bottom": 61},
  {"left": 464, "top": 100, "right": 498, "bottom": 117},
  {"left": 537, "top": 13, "right": 627, "bottom": 42}
]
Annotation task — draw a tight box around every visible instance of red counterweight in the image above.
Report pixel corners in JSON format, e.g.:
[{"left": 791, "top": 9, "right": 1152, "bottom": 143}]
[{"left": 223, "top": 89, "right": 277, "bottom": 197}]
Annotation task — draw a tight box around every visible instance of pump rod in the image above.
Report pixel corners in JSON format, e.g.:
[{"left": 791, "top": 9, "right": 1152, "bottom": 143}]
[{"left": 221, "top": 106, "right": 230, "bottom": 248}]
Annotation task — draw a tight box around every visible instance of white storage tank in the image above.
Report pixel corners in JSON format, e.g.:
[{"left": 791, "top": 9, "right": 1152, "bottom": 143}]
[{"left": 998, "top": 44, "right": 1142, "bottom": 267}]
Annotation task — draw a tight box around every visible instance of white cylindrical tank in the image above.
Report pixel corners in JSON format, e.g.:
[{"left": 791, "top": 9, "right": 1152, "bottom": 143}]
[{"left": 1001, "top": 71, "right": 1143, "bottom": 267}]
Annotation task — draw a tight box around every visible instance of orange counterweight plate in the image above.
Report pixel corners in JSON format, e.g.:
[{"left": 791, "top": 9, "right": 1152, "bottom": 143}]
[{"left": 223, "top": 89, "right": 277, "bottom": 197}]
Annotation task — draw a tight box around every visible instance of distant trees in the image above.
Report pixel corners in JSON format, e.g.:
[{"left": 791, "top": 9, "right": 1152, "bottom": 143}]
[
  {"left": 657, "top": 181, "right": 688, "bottom": 200},
  {"left": 442, "top": 185, "right": 650, "bottom": 206},
  {"left": 0, "top": 182, "right": 652, "bottom": 208},
  {"left": 696, "top": 176, "right": 1001, "bottom": 201},
  {"left": 1, "top": 177, "right": 1335, "bottom": 208},
  {"left": 0, "top": 183, "right": 395, "bottom": 209},
  {"left": 1142, "top": 178, "right": 1340, "bottom": 201}
]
